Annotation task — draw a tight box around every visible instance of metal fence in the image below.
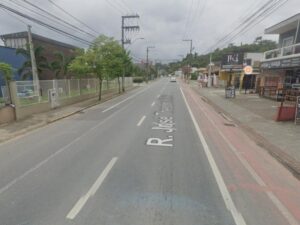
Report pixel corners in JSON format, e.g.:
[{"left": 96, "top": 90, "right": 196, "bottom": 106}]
[
  {"left": 1, "top": 85, "right": 10, "bottom": 107},
  {"left": 15, "top": 78, "right": 132, "bottom": 107}
]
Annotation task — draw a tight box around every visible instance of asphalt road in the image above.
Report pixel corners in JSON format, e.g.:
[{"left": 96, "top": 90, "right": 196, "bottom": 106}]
[{"left": 0, "top": 78, "right": 299, "bottom": 225}]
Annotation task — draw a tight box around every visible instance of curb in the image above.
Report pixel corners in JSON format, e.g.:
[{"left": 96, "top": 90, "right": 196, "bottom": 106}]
[{"left": 190, "top": 86, "right": 300, "bottom": 180}]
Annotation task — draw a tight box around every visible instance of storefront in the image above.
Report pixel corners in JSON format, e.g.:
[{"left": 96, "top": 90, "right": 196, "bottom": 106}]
[{"left": 260, "top": 58, "right": 300, "bottom": 100}]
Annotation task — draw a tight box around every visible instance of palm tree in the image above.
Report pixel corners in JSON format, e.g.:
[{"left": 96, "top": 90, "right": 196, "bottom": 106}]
[
  {"left": 16, "top": 46, "right": 49, "bottom": 80},
  {"left": 0, "top": 62, "right": 13, "bottom": 104},
  {"left": 50, "top": 51, "right": 74, "bottom": 79}
]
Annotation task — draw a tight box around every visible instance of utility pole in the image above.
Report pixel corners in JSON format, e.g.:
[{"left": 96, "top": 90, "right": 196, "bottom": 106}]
[
  {"left": 146, "top": 46, "right": 155, "bottom": 83},
  {"left": 27, "top": 25, "right": 40, "bottom": 98},
  {"left": 183, "top": 39, "right": 193, "bottom": 83},
  {"left": 121, "top": 14, "right": 140, "bottom": 92}
]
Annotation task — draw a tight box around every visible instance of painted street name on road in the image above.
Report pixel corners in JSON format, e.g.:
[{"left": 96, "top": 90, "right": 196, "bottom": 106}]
[{"left": 147, "top": 116, "right": 175, "bottom": 147}]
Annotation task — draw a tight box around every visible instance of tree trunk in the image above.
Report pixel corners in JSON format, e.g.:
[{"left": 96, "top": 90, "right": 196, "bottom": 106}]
[
  {"left": 98, "top": 78, "right": 102, "bottom": 101},
  {"left": 5, "top": 79, "right": 12, "bottom": 104},
  {"left": 118, "top": 76, "right": 121, "bottom": 94}
]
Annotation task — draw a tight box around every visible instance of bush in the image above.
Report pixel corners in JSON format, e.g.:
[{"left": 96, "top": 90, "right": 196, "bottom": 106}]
[
  {"left": 133, "top": 77, "right": 144, "bottom": 83},
  {"left": 191, "top": 73, "right": 198, "bottom": 80}
]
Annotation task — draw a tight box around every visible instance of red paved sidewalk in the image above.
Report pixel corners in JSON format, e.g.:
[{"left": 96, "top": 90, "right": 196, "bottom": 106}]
[{"left": 180, "top": 81, "right": 300, "bottom": 224}]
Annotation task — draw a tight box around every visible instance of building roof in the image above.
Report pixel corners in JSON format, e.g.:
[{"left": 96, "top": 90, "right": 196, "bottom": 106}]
[
  {"left": 0, "top": 31, "right": 78, "bottom": 50},
  {"left": 265, "top": 13, "right": 300, "bottom": 35}
]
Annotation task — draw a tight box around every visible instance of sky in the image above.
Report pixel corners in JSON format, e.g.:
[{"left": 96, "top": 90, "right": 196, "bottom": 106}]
[{"left": 0, "top": 0, "right": 300, "bottom": 64}]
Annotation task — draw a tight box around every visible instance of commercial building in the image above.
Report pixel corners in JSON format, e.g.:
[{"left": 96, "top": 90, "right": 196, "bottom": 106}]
[
  {"left": 0, "top": 46, "right": 27, "bottom": 97},
  {"left": 260, "top": 13, "right": 300, "bottom": 101},
  {"left": 219, "top": 52, "right": 263, "bottom": 90},
  {"left": 0, "top": 31, "right": 78, "bottom": 80}
]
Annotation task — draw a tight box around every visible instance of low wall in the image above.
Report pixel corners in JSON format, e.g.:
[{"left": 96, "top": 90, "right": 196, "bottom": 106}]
[
  {"left": 16, "top": 102, "right": 51, "bottom": 120},
  {"left": 0, "top": 106, "right": 15, "bottom": 124}
]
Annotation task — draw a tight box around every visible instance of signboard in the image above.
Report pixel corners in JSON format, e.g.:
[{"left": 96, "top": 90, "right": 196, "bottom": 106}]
[
  {"left": 295, "top": 96, "right": 300, "bottom": 125},
  {"left": 244, "top": 66, "right": 253, "bottom": 75},
  {"left": 222, "top": 53, "right": 244, "bottom": 70},
  {"left": 225, "top": 86, "right": 236, "bottom": 98},
  {"left": 261, "top": 57, "right": 300, "bottom": 69}
]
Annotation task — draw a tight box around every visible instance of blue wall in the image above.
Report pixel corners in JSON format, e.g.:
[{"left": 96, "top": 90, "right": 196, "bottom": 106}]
[{"left": 0, "top": 46, "right": 27, "bottom": 96}]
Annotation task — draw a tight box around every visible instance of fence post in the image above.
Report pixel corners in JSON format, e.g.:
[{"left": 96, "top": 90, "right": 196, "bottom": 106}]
[
  {"left": 78, "top": 79, "right": 80, "bottom": 96},
  {"left": 68, "top": 80, "right": 71, "bottom": 97},
  {"left": 9, "top": 81, "right": 19, "bottom": 120}
]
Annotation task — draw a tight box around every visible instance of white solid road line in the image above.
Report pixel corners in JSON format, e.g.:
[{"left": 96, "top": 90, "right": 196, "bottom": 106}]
[
  {"left": 102, "top": 87, "right": 149, "bottom": 113},
  {"left": 151, "top": 102, "right": 155, "bottom": 107},
  {"left": 67, "top": 157, "right": 118, "bottom": 220},
  {"left": 137, "top": 116, "right": 146, "bottom": 127},
  {"left": 180, "top": 87, "right": 247, "bottom": 225},
  {"left": 191, "top": 92, "right": 299, "bottom": 225}
]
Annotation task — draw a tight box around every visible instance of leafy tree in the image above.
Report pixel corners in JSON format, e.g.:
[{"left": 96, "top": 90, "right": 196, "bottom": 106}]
[
  {"left": 68, "top": 51, "right": 90, "bottom": 95},
  {"left": 69, "top": 35, "right": 133, "bottom": 101},
  {"left": 0, "top": 62, "right": 13, "bottom": 104},
  {"left": 16, "top": 46, "right": 48, "bottom": 80}
]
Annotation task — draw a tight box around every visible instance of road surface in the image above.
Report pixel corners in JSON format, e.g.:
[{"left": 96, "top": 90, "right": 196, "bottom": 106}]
[{"left": 0, "top": 78, "right": 299, "bottom": 225}]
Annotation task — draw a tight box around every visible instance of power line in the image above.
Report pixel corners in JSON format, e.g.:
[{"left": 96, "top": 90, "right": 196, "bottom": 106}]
[
  {"left": 203, "top": 0, "right": 289, "bottom": 53},
  {"left": 182, "top": 0, "right": 195, "bottom": 39},
  {"left": 20, "top": 0, "right": 97, "bottom": 38},
  {"left": 1, "top": 7, "right": 27, "bottom": 25},
  {"left": 105, "top": 0, "right": 127, "bottom": 14},
  {"left": 6, "top": 0, "right": 95, "bottom": 40},
  {"left": 47, "top": 0, "right": 100, "bottom": 35},
  {"left": 0, "top": 3, "right": 93, "bottom": 46}
]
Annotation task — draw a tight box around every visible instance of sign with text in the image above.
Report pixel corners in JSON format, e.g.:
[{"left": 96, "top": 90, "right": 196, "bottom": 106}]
[
  {"left": 222, "top": 53, "right": 244, "bottom": 70},
  {"left": 243, "top": 66, "right": 253, "bottom": 75},
  {"left": 261, "top": 57, "right": 300, "bottom": 69}
]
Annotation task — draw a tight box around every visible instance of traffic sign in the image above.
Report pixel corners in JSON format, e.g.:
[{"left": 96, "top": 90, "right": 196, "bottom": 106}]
[{"left": 244, "top": 66, "right": 253, "bottom": 75}]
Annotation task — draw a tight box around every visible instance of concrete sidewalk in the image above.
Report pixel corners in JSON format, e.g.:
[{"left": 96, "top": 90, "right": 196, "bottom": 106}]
[
  {"left": 0, "top": 87, "right": 137, "bottom": 144},
  {"left": 189, "top": 81, "right": 300, "bottom": 178}
]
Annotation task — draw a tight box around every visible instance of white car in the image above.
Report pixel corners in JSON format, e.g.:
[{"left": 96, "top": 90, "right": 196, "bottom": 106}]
[{"left": 170, "top": 76, "right": 176, "bottom": 82}]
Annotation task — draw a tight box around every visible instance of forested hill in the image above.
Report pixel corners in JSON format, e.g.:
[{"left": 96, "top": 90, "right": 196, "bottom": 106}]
[{"left": 168, "top": 40, "right": 277, "bottom": 72}]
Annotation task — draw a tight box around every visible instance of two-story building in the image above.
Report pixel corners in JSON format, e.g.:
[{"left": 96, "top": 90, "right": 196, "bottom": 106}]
[{"left": 260, "top": 13, "right": 300, "bottom": 101}]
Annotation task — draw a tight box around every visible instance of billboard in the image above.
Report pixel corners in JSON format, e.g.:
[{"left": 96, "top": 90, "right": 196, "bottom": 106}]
[{"left": 221, "top": 53, "right": 244, "bottom": 70}]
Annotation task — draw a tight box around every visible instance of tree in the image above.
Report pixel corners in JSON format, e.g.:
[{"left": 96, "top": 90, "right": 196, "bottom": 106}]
[
  {"left": 88, "top": 35, "right": 127, "bottom": 98},
  {"left": 68, "top": 51, "right": 90, "bottom": 95},
  {"left": 50, "top": 51, "right": 75, "bottom": 79},
  {"left": 69, "top": 35, "right": 132, "bottom": 101},
  {"left": 16, "top": 46, "right": 48, "bottom": 80},
  {"left": 0, "top": 62, "right": 13, "bottom": 104}
]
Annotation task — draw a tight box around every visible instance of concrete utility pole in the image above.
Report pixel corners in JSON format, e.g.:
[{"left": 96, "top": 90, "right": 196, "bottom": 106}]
[
  {"left": 121, "top": 14, "right": 140, "bottom": 92},
  {"left": 146, "top": 46, "right": 155, "bottom": 83},
  {"left": 183, "top": 39, "right": 193, "bottom": 83},
  {"left": 27, "top": 25, "right": 40, "bottom": 97}
]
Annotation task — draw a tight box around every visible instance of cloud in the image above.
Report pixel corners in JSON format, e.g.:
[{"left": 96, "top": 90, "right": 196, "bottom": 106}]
[{"left": 0, "top": 0, "right": 299, "bottom": 63}]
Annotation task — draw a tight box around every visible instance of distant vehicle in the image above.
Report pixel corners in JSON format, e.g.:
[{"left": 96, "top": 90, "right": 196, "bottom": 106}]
[{"left": 170, "top": 76, "right": 176, "bottom": 82}]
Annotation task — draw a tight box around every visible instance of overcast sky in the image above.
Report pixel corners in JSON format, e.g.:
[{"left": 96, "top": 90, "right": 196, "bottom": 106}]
[{"left": 0, "top": 0, "right": 300, "bottom": 64}]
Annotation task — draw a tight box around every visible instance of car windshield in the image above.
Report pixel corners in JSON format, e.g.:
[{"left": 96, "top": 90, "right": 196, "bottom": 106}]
[{"left": 0, "top": 1, "right": 300, "bottom": 225}]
